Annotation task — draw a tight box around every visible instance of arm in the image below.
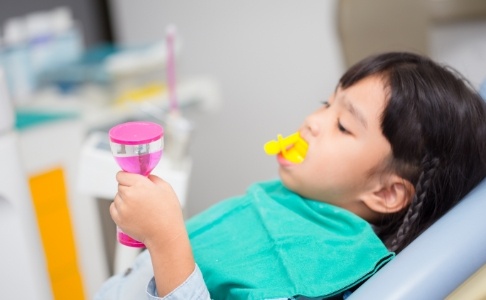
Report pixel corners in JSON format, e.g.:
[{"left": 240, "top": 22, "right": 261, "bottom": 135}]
[
  {"left": 110, "top": 171, "right": 198, "bottom": 297},
  {"left": 146, "top": 264, "right": 211, "bottom": 300},
  {"left": 95, "top": 251, "right": 210, "bottom": 300}
]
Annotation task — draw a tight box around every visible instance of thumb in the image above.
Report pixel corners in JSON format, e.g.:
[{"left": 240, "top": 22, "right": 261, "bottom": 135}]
[{"left": 148, "top": 174, "right": 166, "bottom": 185}]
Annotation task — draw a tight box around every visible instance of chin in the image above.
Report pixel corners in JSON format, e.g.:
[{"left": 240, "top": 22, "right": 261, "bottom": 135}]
[{"left": 278, "top": 172, "right": 301, "bottom": 194}]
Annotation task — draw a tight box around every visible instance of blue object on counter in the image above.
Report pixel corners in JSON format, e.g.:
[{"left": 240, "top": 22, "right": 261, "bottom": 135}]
[
  {"left": 15, "top": 109, "right": 79, "bottom": 131},
  {"left": 38, "top": 43, "right": 119, "bottom": 90}
]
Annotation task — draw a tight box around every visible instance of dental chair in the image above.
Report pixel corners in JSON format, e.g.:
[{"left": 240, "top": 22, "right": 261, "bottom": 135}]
[{"left": 348, "top": 178, "right": 486, "bottom": 299}]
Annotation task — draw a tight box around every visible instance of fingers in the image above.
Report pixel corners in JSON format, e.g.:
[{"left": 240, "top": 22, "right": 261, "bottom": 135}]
[
  {"left": 116, "top": 171, "right": 128, "bottom": 186},
  {"left": 116, "top": 171, "right": 144, "bottom": 186},
  {"left": 109, "top": 198, "right": 120, "bottom": 224},
  {"left": 115, "top": 175, "right": 141, "bottom": 205},
  {"left": 117, "top": 171, "right": 167, "bottom": 188},
  {"left": 117, "top": 183, "right": 130, "bottom": 198}
]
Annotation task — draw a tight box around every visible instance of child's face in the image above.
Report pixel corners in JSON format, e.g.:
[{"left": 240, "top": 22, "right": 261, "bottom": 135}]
[{"left": 279, "top": 76, "right": 392, "bottom": 216}]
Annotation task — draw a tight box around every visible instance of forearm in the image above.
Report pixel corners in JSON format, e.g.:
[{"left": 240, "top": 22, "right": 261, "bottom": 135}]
[
  {"left": 146, "top": 227, "right": 196, "bottom": 297},
  {"left": 146, "top": 264, "right": 211, "bottom": 300}
]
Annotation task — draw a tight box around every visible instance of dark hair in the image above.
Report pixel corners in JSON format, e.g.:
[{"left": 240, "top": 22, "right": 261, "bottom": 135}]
[{"left": 339, "top": 52, "right": 486, "bottom": 253}]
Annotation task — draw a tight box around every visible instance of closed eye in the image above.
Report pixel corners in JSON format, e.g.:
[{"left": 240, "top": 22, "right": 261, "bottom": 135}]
[
  {"left": 322, "top": 100, "right": 351, "bottom": 134},
  {"left": 338, "top": 121, "right": 350, "bottom": 134}
]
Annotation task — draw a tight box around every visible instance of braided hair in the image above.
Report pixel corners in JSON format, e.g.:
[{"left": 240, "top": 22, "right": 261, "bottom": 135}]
[
  {"left": 389, "top": 155, "right": 440, "bottom": 252},
  {"left": 339, "top": 52, "right": 486, "bottom": 253}
]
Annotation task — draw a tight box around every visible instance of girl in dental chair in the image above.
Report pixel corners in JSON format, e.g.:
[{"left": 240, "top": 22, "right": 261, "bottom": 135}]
[{"left": 96, "top": 52, "right": 486, "bottom": 300}]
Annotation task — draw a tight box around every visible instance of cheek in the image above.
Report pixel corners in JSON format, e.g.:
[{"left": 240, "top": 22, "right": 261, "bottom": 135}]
[
  {"left": 365, "top": 139, "right": 392, "bottom": 167},
  {"left": 311, "top": 144, "right": 368, "bottom": 181},
  {"left": 307, "top": 143, "right": 347, "bottom": 170}
]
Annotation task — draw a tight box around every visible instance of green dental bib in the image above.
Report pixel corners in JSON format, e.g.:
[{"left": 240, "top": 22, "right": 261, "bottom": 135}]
[{"left": 186, "top": 180, "right": 394, "bottom": 300}]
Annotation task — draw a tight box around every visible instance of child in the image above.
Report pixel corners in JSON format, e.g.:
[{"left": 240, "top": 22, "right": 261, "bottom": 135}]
[{"left": 98, "top": 52, "right": 486, "bottom": 300}]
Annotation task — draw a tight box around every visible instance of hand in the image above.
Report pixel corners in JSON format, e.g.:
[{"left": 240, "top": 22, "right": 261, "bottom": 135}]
[
  {"left": 111, "top": 171, "right": 196, "bottom": 295},
  {"left": 110, "top": 171, "right": 186, "bottom": 249}
]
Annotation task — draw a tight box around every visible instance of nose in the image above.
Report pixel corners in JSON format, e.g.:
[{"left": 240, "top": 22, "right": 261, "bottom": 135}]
[{"left": 301, "top": 110, "right": 321, "bottom": 137}]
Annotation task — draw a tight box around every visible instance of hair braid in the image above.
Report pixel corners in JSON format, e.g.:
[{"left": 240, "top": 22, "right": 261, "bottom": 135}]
[{"left": 389, "top": 154, "right": 440, "bottom": 252}]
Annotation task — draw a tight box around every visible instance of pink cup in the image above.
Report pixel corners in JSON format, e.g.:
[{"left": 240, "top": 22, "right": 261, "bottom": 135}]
[{"left": 109, "top": 121, "right": 164, "bottom": 247}]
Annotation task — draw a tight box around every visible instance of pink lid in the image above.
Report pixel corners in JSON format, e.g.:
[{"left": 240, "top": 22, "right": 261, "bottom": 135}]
[{"left": 109, "top": 121, "right": 164, "bottom": 145}]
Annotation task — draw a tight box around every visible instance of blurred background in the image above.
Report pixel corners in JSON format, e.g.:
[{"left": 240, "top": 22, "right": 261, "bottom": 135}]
[{"left": 1, "top": 0, "right": 486, "bottom": 299}]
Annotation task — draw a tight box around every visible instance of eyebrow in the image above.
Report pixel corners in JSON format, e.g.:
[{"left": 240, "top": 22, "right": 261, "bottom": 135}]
[{"left": 340, "top": 96, "right": 368, "bottom": 129}]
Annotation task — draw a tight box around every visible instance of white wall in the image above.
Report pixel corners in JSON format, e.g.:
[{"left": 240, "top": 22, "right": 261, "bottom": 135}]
[
  {"left": 429, "top": 19, "right": 486, "bottom": 89},
  {"left": 108, "top": 0, "right": 345, "bottom": 216}
]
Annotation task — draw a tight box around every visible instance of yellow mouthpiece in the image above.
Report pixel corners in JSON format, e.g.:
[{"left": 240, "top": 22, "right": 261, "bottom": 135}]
[{"left": 264, "top": 132, "right": 308, "bottom": 163}]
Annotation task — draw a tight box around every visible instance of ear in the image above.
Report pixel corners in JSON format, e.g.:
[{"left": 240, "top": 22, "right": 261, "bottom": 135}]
[{"left": 362, "top": 175, "right": 414, "bottom": 214}]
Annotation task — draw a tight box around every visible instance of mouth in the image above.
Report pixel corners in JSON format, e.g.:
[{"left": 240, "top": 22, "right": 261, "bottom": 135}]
[
  {"left": 277, "top": 153, "right": 298, "bottom": 167},
  {"left": 281, "top": 135, "right": 308, "bottom": 164}
]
